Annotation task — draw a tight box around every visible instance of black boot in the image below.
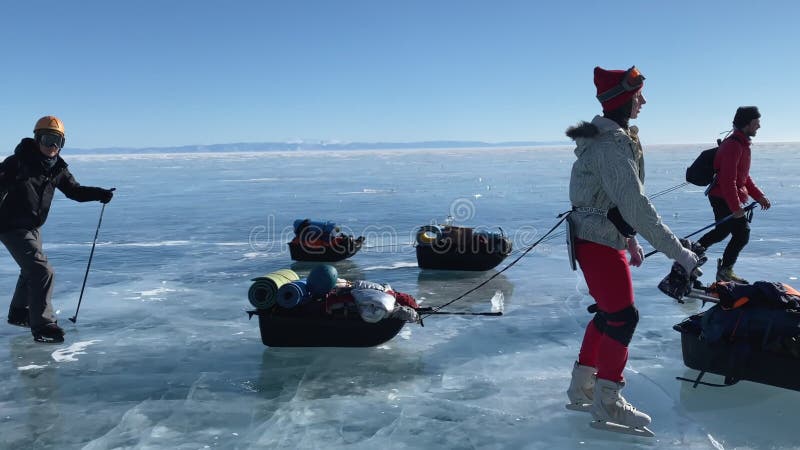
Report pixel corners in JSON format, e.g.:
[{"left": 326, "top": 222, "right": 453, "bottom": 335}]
[
  {"left": 31, "top": 322, "right": 65, "bottom": 344},
  {"left": 7, "top": 307, "right": 30, "bottom": 328}
]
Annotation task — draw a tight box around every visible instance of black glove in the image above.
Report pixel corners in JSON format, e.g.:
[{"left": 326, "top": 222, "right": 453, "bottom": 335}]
[{"left": 99, "top": 188, "right": 114, "bottom": 204}]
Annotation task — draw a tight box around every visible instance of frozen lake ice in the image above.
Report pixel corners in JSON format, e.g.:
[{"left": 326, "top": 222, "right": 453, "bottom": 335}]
[{"left": 1, "top": 143, "right": 800, "bottom": 449}]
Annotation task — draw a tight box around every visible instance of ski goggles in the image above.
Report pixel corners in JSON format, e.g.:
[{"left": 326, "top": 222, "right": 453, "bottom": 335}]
[
  {"left": 37, "top": 133, "right": 65, "bottom": 149},
  {"left": 596, "top": 66, "right": 645, "bottom": 103}
]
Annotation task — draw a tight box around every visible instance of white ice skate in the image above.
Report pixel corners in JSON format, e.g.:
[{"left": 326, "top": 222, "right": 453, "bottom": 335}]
[
  {"left": 589, "top": 378, "right": 654, "bottom": 437},
  {"left": 565, "top": 362, "right": 595, "bottom": 412}
]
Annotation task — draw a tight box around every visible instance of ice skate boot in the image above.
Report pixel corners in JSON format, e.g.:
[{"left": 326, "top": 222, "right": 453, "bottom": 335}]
[
  {"left": 31, "top": 322, "right": 65, "bottom": 344},
  {"left": 659, "top": 254, "right": 706, "bottom": 302},
  {"left": 590, "top": 378, "right": 654, "bottom": 437},
  {"left": 716, "top": 259, "right": 748, "bottom": 284},
  {"left": 657, "top": 262, "right": 692, "bottom": 301},
  {"left": 566, "top": 362, "right": 595, "bottom": 412},
  {"left": 7, "top": 307, "right": 30, "bottom": 328}
]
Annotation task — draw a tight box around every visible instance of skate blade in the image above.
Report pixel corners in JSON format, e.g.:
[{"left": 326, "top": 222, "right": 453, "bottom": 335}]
[
  {"left": 565, "top": 403, "right": 592, "bottom": 412},
  {"left": 685, "top": 289, "right": 719, "bottom": 303},
  {"left": 590, "top": 420, "right": 654, "bottom": 437}
]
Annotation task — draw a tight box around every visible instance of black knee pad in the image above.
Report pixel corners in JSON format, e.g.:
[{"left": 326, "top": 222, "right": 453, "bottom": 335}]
[
  {"left": 591, "top": 309, "right": 606, "bottom": 334},
  {"left": 592, "top": 305, "right": 639, "bottom": 347}
]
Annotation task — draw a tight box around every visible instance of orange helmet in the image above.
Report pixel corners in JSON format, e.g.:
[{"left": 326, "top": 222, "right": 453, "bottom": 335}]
[{"left": 34, "top": 116, "right": 65, "bottom": 137}]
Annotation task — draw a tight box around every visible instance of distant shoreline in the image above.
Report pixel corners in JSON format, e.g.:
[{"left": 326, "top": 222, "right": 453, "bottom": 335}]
[
  {"left": 66, "top": 146, "right": 566, "bottom": 159},
  {"left": 64, "top": 140, "right": 798, "bottom": 157},
  {"left": 65, "top": 141, "right": 567, "bottom": 155}
]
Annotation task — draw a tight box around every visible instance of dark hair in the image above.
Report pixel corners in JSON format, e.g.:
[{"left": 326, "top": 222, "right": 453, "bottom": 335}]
[
  {"left": 603, "top": 98, "right": 633, "bottom": 129},
  {"left": 733, "top": 106, "right": 760, "bottom": 129}
]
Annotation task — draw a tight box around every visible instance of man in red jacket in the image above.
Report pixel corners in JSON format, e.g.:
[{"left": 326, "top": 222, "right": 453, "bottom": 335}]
[{"left": 697, "top": 106, "right": 771, "bottom": 283}]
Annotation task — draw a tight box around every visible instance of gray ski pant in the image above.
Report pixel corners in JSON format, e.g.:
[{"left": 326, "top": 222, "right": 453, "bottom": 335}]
[{"left": 0, "top": 228, "right": 55, "bottom": 328}]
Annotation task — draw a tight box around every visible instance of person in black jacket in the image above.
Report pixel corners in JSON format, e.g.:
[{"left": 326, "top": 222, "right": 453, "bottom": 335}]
[{"left": 0, "top": 116, "right": 114, "bottom": 343}]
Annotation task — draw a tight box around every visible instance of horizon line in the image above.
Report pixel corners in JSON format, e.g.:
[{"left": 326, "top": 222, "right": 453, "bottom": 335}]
[{"left": 65, "top": 139, "right": 800, "bottom": 153}]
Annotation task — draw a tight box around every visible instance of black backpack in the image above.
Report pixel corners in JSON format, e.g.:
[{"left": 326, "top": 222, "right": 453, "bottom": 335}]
[
  {"left": 685, "top": 139, "right": 722, "bottom": 186},
  {"left": 685, "top": 135, "right": 744, "bottom": 187}
]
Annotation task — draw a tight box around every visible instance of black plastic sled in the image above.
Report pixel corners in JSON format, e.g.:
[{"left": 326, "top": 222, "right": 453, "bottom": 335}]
[
  {"left": 673, "top": 308, "right": 800, "bottom": 391},
  {"left": 288, "top": 235, "right": 364, "bottom": 262},
  {"left": 415, "top": 225, "right": 512, "bottom": 271},
  {"left": 250, "top": 309, "right": 405, "bottom": 347}
]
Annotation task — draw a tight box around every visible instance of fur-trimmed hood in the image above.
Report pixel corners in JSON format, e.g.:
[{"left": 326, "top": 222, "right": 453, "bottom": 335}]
[
  {"left": 565, "top": 121, "right": 599, "bottom": 140},
  {"left": 566, "top": 116, "right": 638, "bottom": 158}
]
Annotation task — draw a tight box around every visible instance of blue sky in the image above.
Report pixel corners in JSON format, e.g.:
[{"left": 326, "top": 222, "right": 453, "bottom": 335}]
[{"left": 1, "top": 1, "right": 798, "bottom": 149}]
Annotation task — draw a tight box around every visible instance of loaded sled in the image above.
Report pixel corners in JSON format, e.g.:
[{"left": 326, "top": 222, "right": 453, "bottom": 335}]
[
  {"left": 288, "top": 219, "right": 364, "bottom": 262},
  {"left": 670, "top": 280, "right": 800, "bottom": 391},
  {"left": 249, "top": 281, "right": 420, "bottom": 348},
  {"left": 415, "top": 224, "right": 512, "bottom": 271}
]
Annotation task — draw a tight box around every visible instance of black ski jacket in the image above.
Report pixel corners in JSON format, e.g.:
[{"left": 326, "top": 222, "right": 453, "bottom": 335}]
[{"left": 0, "top": 138, "right": 106, "bottom": 231}]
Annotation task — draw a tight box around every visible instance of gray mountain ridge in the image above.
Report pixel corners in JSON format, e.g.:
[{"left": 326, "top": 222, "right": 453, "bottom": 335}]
[{"left": 66, "top": 140, "right": 568, "bottom": 154}]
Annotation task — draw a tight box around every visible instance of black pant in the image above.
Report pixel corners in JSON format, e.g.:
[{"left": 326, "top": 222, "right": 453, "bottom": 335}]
[
  {"left": 0, "top": 228, "right": 56, "bottom": 328},
  {"left": 697, "top": 195, "right": 750, "bottom": 267}
]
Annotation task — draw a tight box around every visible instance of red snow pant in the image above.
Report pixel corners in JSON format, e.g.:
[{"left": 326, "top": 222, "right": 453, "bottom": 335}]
[{"left": 575, "top": 239, "right": 634, "bottom": 383}]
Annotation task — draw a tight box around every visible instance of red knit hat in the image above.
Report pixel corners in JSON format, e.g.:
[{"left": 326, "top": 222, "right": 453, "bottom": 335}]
[{"left": 594, "top": 66, "right": 645, "bottom": 112}]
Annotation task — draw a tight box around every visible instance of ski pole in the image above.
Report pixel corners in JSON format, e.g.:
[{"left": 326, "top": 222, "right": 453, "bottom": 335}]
[
  {"left": 69, "top": 189, "right": 114, "bottom": 323},
  {"left": 644, "top": 202, "right": 757, "bottom": 259}
]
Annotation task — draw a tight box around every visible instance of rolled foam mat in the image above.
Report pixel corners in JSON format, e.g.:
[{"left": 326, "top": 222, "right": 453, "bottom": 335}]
[
  {"left": 276, "top": 280, "right": 310, "bottom": 309},
  {"left": 248, "top": 269, "right": 300, "bottom": 309}
]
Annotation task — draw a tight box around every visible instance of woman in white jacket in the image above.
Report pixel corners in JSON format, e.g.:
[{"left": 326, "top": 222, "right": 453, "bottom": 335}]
[{"left": 564, "top": 66, "right": 699, "bottom": 436}]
